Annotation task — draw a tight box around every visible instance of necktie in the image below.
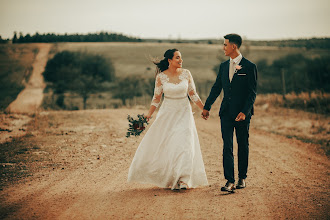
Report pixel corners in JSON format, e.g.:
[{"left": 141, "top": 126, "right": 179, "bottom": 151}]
[{"left": 229, "top": 60, "right": 235, "bottom": 82}]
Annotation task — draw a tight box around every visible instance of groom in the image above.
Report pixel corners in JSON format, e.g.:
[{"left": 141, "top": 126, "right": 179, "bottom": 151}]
[{"left": 202, "top": 34, "right": 257, "bottom": 192}]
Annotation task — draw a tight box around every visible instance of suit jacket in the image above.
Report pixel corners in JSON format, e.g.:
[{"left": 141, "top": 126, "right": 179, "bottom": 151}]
[{"left": 204, "top": 57, "right": 257, "bottom": 119}]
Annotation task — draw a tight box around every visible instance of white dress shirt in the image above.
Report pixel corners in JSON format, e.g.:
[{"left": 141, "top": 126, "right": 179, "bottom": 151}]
[{"left": 229, "top": 53, "right": 243, "bottom": 82}]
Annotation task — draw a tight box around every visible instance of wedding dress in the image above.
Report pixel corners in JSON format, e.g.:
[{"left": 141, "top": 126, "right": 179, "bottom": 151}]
[{"left": 127, "top": 69, "right": 208, "bottom": 190}]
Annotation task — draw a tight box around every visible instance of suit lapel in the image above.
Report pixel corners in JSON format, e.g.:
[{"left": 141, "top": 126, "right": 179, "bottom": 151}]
[
  {"left": 231, "top": 57, "right": 246, "bottom": 82},
  {"left": 223, "top": 60, "right": 230, "bottom": 84},
  {"left": 237, "top": 57, "right": 246, "bottom": 67}
]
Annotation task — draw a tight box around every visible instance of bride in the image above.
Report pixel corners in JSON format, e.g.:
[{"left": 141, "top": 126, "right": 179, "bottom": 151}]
[{"left": 127, "top": 49, "right": 208, "bottom": 190}]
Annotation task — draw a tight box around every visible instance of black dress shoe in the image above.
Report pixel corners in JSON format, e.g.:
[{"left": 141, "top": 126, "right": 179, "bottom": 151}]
[
  {"left": 221, "top": 181, "right": 236, "bottom": 192},
  {"left": 236, "top": 178, "right": 246, "bottom": 189}
]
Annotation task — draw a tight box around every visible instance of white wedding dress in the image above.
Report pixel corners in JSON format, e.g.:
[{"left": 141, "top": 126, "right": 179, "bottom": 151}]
[{"left": 127, "top": 69, "right": 208, "bottom": 190}]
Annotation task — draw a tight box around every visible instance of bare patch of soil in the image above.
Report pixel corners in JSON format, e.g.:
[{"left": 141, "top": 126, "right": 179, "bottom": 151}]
[{"left": 0, "top": 107, "right": 328, "bottom": 219}]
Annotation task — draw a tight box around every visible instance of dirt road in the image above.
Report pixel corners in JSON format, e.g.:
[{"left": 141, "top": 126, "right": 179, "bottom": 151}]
[
  {"left": 6, "top": 44, "right": 50, "bottom": 114},
  {"left": 1, "top": 44, "right": 51, "bottom": 144},
  {"left": 0, "top": 107, "right": 328, "bottom": 219}
]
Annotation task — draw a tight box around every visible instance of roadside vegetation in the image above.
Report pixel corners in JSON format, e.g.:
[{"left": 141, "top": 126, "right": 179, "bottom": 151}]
[{"left": 0, "top": 44, "right": 39, "bottom": 110}]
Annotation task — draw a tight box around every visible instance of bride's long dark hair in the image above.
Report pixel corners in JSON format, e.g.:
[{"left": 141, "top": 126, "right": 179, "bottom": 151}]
[{"left": 152, "top": 48, "right": 178, "bottom": 74}]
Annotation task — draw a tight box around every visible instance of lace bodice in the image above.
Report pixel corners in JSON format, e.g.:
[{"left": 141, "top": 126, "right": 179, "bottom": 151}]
[{"left": 151, "top": 69, "right": 201, "bottom": 107}]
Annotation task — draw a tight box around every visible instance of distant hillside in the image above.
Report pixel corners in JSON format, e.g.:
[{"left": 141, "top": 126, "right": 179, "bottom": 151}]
[
  {"left": 144, "top": 38, "right": 330, "bottom": 49},
  {"left": 6, "top": 31, "right": 330, "bottom": 49},
  {"left": 249, "top": 38, "right": 330, "bottom": 49}
]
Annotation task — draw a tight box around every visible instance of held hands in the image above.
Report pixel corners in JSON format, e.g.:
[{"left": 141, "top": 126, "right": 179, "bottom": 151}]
[
  {"left": 235, "top": 112, "right": 246, "bottom": 121},
  {"left": 201, "top": 109, "right": 209, "bottom": 120},
  {"left": 147, "top": 109, "right": 244, "bottom": 121}
]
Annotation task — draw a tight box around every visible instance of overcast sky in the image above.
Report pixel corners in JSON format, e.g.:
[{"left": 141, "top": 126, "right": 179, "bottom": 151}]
[{"left": 1, "top": 0, "right": 329, "bottom": 40}]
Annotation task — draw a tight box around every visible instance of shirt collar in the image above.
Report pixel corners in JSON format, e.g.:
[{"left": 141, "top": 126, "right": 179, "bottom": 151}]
[{"left": 230, "top": 53, "right": 242, "bottom": 64}]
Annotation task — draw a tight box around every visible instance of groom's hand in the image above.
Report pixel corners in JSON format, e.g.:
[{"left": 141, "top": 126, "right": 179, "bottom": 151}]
[
  {"left": 235, "top": 112, "right": 246, "bottom": 121},
  {"left": 201, "top": 109, "right": 209, "bottom": 120}
]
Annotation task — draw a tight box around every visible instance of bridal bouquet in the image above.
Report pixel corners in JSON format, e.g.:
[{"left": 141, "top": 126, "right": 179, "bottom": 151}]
[{"left": 126, "top": 114, "right": 149, "bottom": 138}]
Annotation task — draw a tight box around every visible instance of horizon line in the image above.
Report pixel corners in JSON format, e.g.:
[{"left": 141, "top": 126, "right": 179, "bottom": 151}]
[{"left": 1, "top": 31, "right": 330, "bottom": 42}]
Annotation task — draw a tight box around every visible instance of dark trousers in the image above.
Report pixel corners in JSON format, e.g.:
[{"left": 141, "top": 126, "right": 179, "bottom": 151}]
[{"left": 220, "top": 113, "right": 250, "bottom": 183}]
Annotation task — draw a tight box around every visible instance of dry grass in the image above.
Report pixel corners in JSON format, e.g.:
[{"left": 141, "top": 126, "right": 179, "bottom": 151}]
[
  {"left": 0, "top": 43, "right": 39, "bottom": 110},
  {"left": 255, "top": 92, "right": 330, "bottom": 114},
  {"left": 49, "top": 42, "right": 330, "bottom": 110},
  {"left": 254, "top": 93, "right": 330, "bottom": 155},
  {"left": 54, "top": 42, "right": 330, "bottom": 80}
]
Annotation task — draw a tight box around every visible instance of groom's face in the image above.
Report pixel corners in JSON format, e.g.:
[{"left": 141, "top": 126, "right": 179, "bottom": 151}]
[{"left": 223, "top": 39, "right": 235, "bottom": 57}]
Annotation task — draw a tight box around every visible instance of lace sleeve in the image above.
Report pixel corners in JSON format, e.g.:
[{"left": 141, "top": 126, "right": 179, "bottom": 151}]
[
  {"left": 151, "top": 74, "right": 163, "bottom": 107},
  {"left": 187, "top": 70, "right": 202, "bottom": 104}
]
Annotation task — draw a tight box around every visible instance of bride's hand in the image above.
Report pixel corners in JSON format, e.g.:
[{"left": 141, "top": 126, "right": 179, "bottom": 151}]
[{"left": 145, "top": 114, "right": 152, "bottom": 121}]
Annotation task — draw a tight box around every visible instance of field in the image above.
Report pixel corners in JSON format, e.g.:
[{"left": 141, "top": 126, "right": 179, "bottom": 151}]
[
  {"left": 42, "top": 42, "right": 329, "bottom": 110},
  {"left": 54, "top": 42, "right": 329, "bottom": 80},
  {"left": 1, "top": 42, "right": 329, "bottom": 111}
]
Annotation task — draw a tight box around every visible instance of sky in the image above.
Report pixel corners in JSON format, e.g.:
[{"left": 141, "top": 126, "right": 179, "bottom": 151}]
[{"left": 0, "top": 0, "right": 329, "bottom": 40}]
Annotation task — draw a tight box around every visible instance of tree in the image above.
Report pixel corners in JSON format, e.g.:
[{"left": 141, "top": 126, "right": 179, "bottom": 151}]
[
  {"left": 43, "top": 51, "right": 115, "bottom": 109},
  {"left": 112, "top": 76, "right": 145, "bottom": 106},
  {"left": 18, "top": 32, "right": 24, "bottom": 43},
  {"left": 0, "top": 36, "right": 8, "bottom": 44},
  {"left": 12, "top": 32, "right": 18, "bottom": 43},
  {"left": 305, "top": 56, "right": 330, "bottom": 93}
]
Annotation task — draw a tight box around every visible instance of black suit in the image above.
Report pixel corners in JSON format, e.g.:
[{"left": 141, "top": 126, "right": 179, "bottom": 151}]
[{"left": 204, "top": 57, "right": 257, "bottom": 183}]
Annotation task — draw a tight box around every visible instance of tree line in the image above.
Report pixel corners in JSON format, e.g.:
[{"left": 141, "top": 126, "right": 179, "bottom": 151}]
[
  {"left": 1, "top": 31, "right": 328, "bottom": 49},
  {"left": 144, "top": 38, "right": 330, "bottom": 49},
  {"left": 246, "top": 38, "right": 330, "bottom": 49},
  {"left": 0, "top": 36, "right": 9, "bottom": 43},
  {"left": 12, "top": 31, "right": 142, "bottom": 43}
]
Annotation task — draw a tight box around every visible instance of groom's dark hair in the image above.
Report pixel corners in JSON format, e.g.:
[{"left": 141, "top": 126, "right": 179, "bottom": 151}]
[{"left": 224, "top": 34, "right": 242, "bottom": 49}]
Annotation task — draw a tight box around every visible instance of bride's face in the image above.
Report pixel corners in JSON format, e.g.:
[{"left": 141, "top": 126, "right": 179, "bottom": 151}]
[{"left": 169, "top": 51, "right": 183, "bottom": 68}]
